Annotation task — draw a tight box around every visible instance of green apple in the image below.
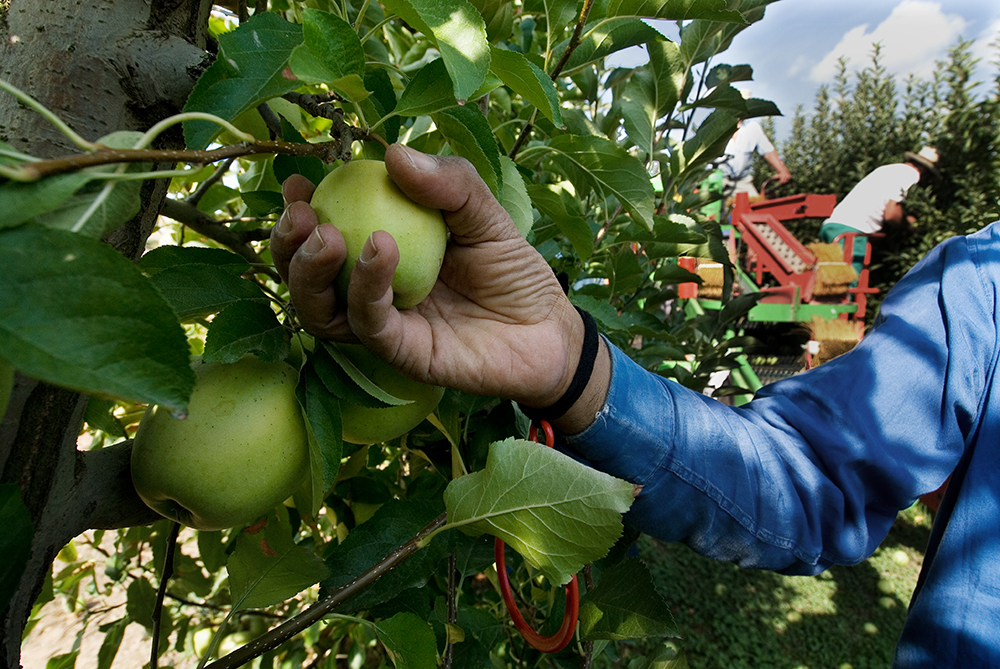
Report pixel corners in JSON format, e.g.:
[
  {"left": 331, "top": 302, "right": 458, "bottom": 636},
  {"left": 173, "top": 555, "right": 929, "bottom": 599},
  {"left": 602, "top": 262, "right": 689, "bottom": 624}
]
[
  {"left": 130, "top": 356, "right": 309, "bottom": 531},
  {"left": 338, "top": 344, "right": 445, "bottom": 445},
  {"left": 310, "top": 159, "right": 448, "bottom": 309}
]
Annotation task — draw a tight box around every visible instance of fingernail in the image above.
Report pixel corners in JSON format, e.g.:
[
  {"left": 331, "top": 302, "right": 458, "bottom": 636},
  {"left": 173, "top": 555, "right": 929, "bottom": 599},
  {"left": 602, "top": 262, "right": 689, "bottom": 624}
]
[
  {"left": 302, "top": 228, "right": 326, "bottom": 255},
  {"left": 276, "top": 209, "right": 294, "bottom": 236},
  {"left": 358, "top": 232, "right": 379, "bottom": 264},
  {"left": 399, "top": 144, "right": 437, "bottom": 171}
]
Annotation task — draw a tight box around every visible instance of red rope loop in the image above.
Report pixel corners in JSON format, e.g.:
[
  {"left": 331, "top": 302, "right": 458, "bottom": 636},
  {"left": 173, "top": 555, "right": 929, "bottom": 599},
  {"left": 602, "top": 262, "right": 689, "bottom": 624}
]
[{"left": 493, "top": 419, "right": 579, "bottom": 653}]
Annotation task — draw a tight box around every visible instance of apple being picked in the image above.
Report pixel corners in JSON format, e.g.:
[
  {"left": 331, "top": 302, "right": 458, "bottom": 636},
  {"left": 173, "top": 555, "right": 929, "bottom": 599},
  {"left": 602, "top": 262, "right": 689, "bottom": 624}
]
[
  {"left": 310, "top": 159, "right": 448, "bottom": 309},
  {"left": 338, "top": 344, "right": 445, "bottom": 445},
  {"left": 130, "top": 356, "right": 309, "bottom": 531}
]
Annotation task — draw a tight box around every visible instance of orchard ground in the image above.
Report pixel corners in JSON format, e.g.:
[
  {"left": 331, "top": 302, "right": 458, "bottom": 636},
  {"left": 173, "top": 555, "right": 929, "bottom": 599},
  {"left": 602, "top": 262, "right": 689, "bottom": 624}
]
[{"left": 22, "top": 505, "right": 932, "bottom": 668}]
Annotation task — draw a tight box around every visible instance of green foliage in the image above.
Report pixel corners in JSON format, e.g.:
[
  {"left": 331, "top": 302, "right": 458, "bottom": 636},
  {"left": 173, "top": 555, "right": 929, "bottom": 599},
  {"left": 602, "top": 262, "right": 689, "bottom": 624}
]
[{"left": 4, "top": 0, "right": 791, "bottom": 666}]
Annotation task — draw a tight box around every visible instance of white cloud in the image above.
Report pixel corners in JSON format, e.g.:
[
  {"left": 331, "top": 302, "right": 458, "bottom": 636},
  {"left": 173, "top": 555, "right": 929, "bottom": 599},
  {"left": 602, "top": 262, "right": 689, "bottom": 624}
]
[{"left": 808, "top": 1, "right": 967, "bottom": 83}]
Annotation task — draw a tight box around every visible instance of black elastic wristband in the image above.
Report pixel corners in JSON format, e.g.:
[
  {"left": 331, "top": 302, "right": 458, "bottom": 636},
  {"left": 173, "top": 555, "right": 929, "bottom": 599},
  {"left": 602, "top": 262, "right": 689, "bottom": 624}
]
[{"left": 519, "top": 306, "right": 599, "bottom": 423}]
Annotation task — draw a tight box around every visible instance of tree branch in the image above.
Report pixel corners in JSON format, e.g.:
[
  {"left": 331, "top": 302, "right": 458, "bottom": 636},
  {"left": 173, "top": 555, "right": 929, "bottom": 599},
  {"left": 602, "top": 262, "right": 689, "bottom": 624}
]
[
  {"left": 15, "top": 139, "right": 348, "bottom": 181},
  {"left": 204, "top": 513, "right": 448, "bottom": 669}
]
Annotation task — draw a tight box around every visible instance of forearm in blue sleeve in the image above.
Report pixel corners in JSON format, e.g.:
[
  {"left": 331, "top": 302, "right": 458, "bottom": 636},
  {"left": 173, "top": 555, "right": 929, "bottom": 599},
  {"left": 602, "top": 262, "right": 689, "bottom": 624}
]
[{"left": 563, "top": 230, "right": 994, "bottom": 575}]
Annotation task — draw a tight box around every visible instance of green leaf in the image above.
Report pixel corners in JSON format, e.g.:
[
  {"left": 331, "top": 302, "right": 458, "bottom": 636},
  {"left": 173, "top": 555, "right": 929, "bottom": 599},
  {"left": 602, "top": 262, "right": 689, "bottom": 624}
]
[
  {"left": 526, "top": 182, "right": 594, "bottom": 260},
  {"left": 373, "top": 612, "right": 438, "bottom": 669},
  {"left": 126, "top": 577, "right": 157, "bottom": 629},
  {"left": 706, "top": 62, "right": 753, "bottom": 88},
  {"left": 538, "top": 134, "right": 655, "bottom": 231},
  {"left": 553, "top": 18, "right": 664, "bottom": 75},
  {"left": 146, "top": 264, "right": 269, "bottom": 321},
  {"left": 443, "top": 438, "right": 634, "bottom": 585},
  {"left": 183, "top": 13, "right": 304, "bottom": 150},
  {"left": 138, "top": 245, "right": 251, "bottom": 276},
  {"left": 322, "top": 500, "right": 453, "bottom": 613},
  {"left": 45, "top": 652, "right": 78, "bottom": 669},
  {"left": 604, "top": 0, "right": 744, "bottom": 22},
  {"left": 96, "top": 617, "right": 128, "bottom": 669},
  {"left": 83, "top": 397, "right": 126, "bottom": 438},
  {"left": 34, "top": 131, "right": 148, "bottom": 238},
  {"left": 382, "top": 0, "right": 490, "bottom": 102},
  {"left": 0, "top": 226, "right": 194, "bottom": 412},
  {"left": 394, "top": 59, "right": 460, "bottom": 118},
  {"left": 620, "top": 69, "right": 658, "bottom": 159},
  {"left": 273, "top": 118, "right": 327, "bottom": 186},
  {"left": 322, "top": 342, "right": 413, "bottom": 406},
  {"left": 0, "top": 484, "right": 32, "bottom": 615},
  {"left": 240, "top": 189, "right": 285, "bottom": 217},
  {"left": 489, "top": 46, "right": 561, "bottom": 126},
  {"left": 296, "top": 364, "right": 343, "bottom": 510},
  {"left": 433, "top": 105, "right": 503, "bottom": 200},
  {"left": 578, "top": 558, "right": 678, "bottom": 641},
  {"left": 288, "top": 9, "right": 369, "bottom": 101},
  {"left": 202, "top": 301, "right": 289, "bottom": 364},
  {"left": 0, "top": 173, "right": 91, "bottom": 230},
  {"left": 499, "top": 155, "right": 533, "bottom": 237},
  {"left": 228, "top": 516, "right": 330, "bottom": 611}
]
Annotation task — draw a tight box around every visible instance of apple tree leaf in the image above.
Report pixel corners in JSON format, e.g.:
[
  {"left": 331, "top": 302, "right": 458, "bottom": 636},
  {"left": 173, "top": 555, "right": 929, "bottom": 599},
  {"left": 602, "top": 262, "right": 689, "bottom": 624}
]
[
  {"left": 602, "top": 0, "right": 744, "bottom": 22},
  {"left": 578, "top": 557, "right": 679, "bottom": 641},
  {"left": 288, "top": 9, "right": 368, "bottom": 101},
  {"left": 273, "top": 118, "right": 327, "bottom": 187},
  {"left": 536, "top": 134, "right": 656, "bottom": 231},
  {"left": 138, "top": 245, "right": 251, "bottom": 276},
  {"left": 295, "top": 363, "right": 343, "bottom": 514},
  {"left": 0, "top": 173, "right": 92, "bottom": 230},
  {"left": 144, "top": 264, "right": 269, "bottom": 321},
  {"left": 33, "top": 131, "right": 148, "bottom": 239},
  {"left": 499, "top": 155, "right": 533, "bottom": 237},
  {"left": 381, "top": 0, "right": 490, "bottom": 103},
  {"left": 551, "top": 18, "right": 665, "bottom": 76},
  {"left": 183, "top": 13, "right": 304, "bottom": 150},
  {"left": 202, "top": 301, "right": 289, "bottom": 364},
  {"left": 488, "top": 46, "right": 561, "bottom": 126},
  {"left": 0, "top": 226, "right": 194, "bottom": 412},
  {"left": 321, "top": 342, "right": 412, "bottom": 407},
  {"left": 527, "top": 182, "right": 594, "bottom": 260},
  {"left": 443, "top": 438, "right": 635, "bottom": 585},
  {"left": 373, "top": 612, "right": 438, "bottom": 669},
  {"left": 228, "top": 516, "right": 330, "bottom": 611},
  {"left": 322, "top": 500, "right": 454, "bottom": 613},
  {"left": 0, "top": 484, "right": 32, "bottom": 615},
  {"left": 433, "top": 105, "right": 503, "bottom": 200}
]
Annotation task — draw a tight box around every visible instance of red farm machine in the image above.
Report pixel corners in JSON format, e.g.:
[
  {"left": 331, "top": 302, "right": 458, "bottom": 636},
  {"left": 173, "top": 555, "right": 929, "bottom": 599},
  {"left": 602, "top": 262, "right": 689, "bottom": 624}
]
[{"left": 678, "top": 189, "right": 879, "bottom": 400}]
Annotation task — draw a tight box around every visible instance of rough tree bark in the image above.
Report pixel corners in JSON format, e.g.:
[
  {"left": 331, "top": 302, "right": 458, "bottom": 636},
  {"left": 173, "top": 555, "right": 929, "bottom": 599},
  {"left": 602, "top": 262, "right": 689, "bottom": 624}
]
[{"left": 0, "top": 1, "right": 214, "bottom": 666}]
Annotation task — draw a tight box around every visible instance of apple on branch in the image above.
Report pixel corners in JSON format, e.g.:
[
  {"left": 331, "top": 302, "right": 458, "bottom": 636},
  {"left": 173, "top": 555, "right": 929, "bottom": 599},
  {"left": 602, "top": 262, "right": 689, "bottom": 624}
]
[{"left": 130, "top": 356, "right": 309, "bottom": 531}]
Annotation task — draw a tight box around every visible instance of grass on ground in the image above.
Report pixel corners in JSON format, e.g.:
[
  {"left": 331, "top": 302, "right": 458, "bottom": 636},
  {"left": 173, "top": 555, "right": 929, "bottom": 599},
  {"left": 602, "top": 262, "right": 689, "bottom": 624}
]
[{"left": 632, "top": 504, "right": 933, "bottom": 669}]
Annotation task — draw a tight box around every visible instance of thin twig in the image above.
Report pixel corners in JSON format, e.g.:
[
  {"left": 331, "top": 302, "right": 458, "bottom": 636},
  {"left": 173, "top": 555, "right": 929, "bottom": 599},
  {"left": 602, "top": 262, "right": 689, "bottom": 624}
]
[
  {"left": 186, "top": 157, "right": 236, "bottom": 207},
  {"left": 509, "top": 0, "right": 596, "bottom": 159},
  {"left": 443, "top": 552, "right": 458, "bottom": 669},
  {"left": 203, "top": 513, "right": 447, "bottom": 669},
  {"left": 150, "top": 522, "right": 181, "bottom": 669},
  {"left": 15, "top": 139, "right": 346, "bottom": 181}
]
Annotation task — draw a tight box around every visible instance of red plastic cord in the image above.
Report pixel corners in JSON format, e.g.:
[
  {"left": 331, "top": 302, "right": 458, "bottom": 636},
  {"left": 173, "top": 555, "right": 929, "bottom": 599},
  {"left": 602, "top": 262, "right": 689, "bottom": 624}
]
[{"left": 494, "top": 419, "right": 580, "bottom": 653}]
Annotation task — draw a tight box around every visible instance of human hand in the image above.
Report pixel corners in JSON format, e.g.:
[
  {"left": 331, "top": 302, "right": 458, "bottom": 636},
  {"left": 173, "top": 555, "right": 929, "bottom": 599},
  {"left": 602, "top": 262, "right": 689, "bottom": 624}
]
[{"left": 270, "top": 144, "right": 590, "bottom": 412}]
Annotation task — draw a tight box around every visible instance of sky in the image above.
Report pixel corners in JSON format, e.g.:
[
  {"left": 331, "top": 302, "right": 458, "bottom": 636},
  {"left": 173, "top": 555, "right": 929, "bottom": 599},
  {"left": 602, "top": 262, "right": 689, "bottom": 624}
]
[{"left": 608, "top": 1, "right": 1000, "bottom": 141}]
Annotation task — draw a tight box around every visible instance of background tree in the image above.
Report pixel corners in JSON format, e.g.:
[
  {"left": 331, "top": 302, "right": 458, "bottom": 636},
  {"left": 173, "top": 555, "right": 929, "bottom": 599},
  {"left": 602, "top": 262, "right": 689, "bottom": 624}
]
[
  {"left": 0, "top": 1, "right": 782, "bottom": 668},
  {"left": 777, "top": 39, "right": 1000, "bottom": 318}
]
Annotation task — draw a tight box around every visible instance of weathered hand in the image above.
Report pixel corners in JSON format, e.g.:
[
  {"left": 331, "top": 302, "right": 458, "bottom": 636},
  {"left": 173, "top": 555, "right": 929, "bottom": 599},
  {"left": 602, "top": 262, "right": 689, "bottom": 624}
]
[{"left": 270, "top": 143, "right": 586, "bottom": 410}]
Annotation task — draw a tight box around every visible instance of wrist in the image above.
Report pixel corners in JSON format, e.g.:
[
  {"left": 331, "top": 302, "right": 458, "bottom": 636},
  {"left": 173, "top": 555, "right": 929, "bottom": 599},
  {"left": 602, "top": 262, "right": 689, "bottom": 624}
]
[{"left": 517, "top": 307, "right": 608, "bottom": 433}]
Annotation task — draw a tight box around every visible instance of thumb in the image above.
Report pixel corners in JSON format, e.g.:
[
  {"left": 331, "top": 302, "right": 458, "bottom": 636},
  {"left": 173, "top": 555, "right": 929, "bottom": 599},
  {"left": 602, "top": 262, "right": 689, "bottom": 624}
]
[{"left": 384, "top": 144, "right": 520, "bottom": 245}]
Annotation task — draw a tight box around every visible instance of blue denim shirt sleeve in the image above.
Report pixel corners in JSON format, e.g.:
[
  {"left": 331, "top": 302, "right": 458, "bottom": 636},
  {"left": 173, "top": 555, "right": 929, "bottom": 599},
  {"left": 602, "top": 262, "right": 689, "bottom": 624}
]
[{"left": 562, "top": 224, "right": 999, "bottom": 577}]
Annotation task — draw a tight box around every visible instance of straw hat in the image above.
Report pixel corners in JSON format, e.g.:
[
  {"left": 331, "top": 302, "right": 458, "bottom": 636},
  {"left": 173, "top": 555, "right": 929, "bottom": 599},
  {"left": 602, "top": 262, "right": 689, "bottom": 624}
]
[{"left": 905, "top": 146, "right": 942, "bottom": 181}]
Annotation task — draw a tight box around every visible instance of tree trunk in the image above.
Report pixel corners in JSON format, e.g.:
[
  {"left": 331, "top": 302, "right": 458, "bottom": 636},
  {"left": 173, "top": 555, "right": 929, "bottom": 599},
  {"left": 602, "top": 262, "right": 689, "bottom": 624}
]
[{"left": 0, "top": 1, "right": 213, "bottom": 665}]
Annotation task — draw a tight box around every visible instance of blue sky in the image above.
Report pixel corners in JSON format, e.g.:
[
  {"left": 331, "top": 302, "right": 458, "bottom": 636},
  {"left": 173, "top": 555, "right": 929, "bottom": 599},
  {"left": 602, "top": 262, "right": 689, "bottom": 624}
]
[{"left": 608, "top": 1, "right": 1000, "bottom": 141}]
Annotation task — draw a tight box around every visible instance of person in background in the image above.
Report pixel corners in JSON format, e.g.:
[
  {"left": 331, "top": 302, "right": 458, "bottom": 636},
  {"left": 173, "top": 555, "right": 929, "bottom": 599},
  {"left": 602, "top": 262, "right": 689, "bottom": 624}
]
[
  {"left": 272, "top": 143, "right": 996, "bottom": 666},
  {"left": 719, "top": 118, "right": 792, "bottom": 199},
  {"left": 819, "top": 147, "right": 942, "bottom": 277}
]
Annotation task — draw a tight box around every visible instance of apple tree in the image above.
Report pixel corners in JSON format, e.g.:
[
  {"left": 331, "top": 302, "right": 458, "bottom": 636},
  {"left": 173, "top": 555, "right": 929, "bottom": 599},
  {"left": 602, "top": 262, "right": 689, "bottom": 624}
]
[{"left": 0, "top": 0, "right": 780, "bottom": 667}]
